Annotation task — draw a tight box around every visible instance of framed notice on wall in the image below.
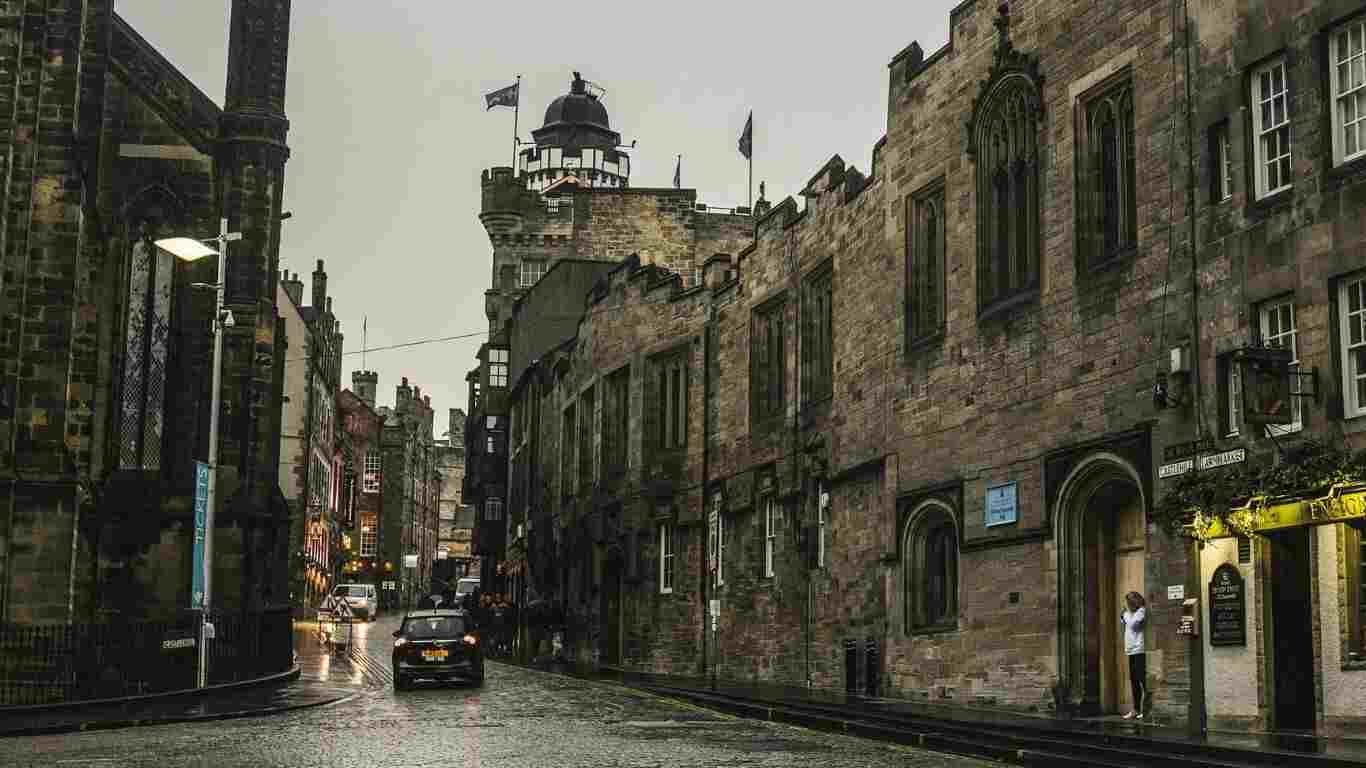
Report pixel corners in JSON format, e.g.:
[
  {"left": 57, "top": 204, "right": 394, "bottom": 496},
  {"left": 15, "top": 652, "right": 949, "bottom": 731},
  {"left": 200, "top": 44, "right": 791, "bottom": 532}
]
[{"left": 985, "top": 482, "right": 1018, "bottom": 528}]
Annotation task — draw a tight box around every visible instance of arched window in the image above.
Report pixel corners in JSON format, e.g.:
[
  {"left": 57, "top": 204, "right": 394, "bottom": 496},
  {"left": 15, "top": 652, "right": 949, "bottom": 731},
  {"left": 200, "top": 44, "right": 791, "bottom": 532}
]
[
  {"left": 1078, "top": 75, "right": 1137, "bottom": 268},
  {"left": 969, "top": 73, "right": 1042, "bottom": 318},
  {"left": 903, "top": 501, "right": 959, "bottom": 632}
]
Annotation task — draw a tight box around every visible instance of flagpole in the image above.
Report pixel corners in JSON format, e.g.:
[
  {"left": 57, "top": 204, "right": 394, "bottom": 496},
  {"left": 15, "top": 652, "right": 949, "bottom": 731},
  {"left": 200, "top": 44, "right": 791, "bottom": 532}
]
[
  {"left": 362, "top": 315, "right": 368, "bottom": 370},
  {"left": 512, "top": 74, "right": 521, "bottom": 173},
  {"left": 748, "top": 112, "right": 754, "bottom": 211}
]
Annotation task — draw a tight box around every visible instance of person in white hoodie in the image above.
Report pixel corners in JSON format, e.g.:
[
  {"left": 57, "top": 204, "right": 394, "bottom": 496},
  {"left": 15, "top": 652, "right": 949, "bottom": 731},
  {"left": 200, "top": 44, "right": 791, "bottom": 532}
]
[{"left": 1121, "top": 591, "right": 1147, "bottom": 719}]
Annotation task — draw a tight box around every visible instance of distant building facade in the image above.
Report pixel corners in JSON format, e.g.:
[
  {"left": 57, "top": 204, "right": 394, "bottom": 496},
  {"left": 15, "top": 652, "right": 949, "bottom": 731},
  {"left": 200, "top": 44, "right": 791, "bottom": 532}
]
[
  {"left": 380, "top": 378, "right": 439, "bottom": 607},
  {"left": 435, "top": 409, "right": 472, "bottom": 586},
  {"left": 336, "top": 376, "right": 384, "bottom": 591}
]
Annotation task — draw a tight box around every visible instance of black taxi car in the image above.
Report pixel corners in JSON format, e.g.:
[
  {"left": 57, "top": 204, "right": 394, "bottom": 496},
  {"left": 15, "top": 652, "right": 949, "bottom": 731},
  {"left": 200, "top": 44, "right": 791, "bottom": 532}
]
[{"left": 391, "top": 609, "right": 484, "bottom": 689}]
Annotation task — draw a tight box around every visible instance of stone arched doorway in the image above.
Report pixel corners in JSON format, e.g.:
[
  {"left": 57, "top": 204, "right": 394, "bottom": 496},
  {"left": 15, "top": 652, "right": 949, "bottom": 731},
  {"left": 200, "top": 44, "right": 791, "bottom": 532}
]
[{"left": 1055, "top": 453, "right": 1147, "bottom": 716}]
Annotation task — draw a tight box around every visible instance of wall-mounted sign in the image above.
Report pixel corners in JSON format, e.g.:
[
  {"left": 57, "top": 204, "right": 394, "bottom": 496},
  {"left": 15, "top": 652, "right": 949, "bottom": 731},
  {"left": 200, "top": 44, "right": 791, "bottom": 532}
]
[
  {"left": 1198, "top": 449, "right": 1246, "bottom": 472},
  {"left": 1163, "top": 437, "right": 1214, "bottom": 462},
  {"left": 985, "top": 482, "right": 1018, "bottom": 528},
  {"left": 191, "top": 461, "right": 210, "bottom": 610},
  {"left": 1167, "top": 584, "right": 1185, "bottom": 601},
  {"left": 1209, "top": 563, "right": 1246, "bottom": 646},
  {"left": 1158, "top": 459, "right": 1195, "bottom": 479},
  {"left": 1240, "top": 347, "right": 1294, "bottom": 425},
  {"left": 382, "top": 580, "right": 396, "bottom": 590},
  {"left": 403, "top": 554, "right": 418, "bottom": 569}
]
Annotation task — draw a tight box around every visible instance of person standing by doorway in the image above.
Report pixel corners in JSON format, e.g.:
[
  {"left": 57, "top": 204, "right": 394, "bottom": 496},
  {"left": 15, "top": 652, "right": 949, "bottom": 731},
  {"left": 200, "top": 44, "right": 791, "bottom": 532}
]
[{"left": 1121, "top": 591, "right": 1147, "bottom": 719}]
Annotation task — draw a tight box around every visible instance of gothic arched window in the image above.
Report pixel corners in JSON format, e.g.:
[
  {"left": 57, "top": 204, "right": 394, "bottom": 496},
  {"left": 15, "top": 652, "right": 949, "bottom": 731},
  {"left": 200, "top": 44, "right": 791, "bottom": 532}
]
[
  {"left": 1078, "top": 75, "right": 1137, "bottom": 269},
  {"left": 903, "top": 501, "right": 959, "bottom": 632},
  {"left": 971, "top": 78, "right": 1042, "bottom": 317}
]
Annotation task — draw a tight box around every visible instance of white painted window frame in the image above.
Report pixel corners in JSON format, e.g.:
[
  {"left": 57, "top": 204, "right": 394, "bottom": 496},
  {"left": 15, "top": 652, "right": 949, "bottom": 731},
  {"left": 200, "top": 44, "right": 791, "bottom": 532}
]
[
  {"left": 1225, "top": 358, "right": 1242, "bottom": 437},
  {"left": 363, "top": 451, "right": 381, "bottom": 493},
  {"left": 1331, "top": 18, "right": 1366, "bottom": 166},
  {"left": 1250, "top": 57, "right": 1293, "bottom": 199},
  {"left": 1259, "top": 297, "right": 1302, "bottom": 435},
  {"left": 764, "top": 497, "right": 776, "bottom": 578},
  {"left": 1217, "top": 123, "right": 1234, "bottom": 202},
  {"left": 1340, "top": 272, "right": 1366, "bottom": 420}
]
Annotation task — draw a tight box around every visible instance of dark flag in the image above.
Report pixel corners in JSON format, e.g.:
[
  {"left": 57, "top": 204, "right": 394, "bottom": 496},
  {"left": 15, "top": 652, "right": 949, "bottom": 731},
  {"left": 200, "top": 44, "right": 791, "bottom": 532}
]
[
  {"left": 738, "top": 111, "right": 753, "bottom": 159},
  {"left": 673, "top": 156, "right": 681, "bottom": 189},
  {"left": 485, "top": 82, "right": 519, "bottom": 110}
]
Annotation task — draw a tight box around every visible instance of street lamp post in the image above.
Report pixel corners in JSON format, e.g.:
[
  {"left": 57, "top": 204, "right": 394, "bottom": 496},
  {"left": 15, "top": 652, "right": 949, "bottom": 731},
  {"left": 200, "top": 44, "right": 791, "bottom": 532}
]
[{"left": 156, "top": 217, "right": 242, "bottom": 689}]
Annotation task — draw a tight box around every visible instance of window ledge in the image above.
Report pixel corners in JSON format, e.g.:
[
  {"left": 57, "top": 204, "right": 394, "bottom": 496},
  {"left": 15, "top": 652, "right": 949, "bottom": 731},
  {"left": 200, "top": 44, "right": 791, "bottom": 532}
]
[
  {"left": 1343, "top": 415, "right": 1366, "bottom": 435},
  {"left": 908, "top": 622, "right": 959, "bottom": 637},
  {"left": 977, "top": 289, "right": 1039, "bottom": 324},
  {"left": 1327, "top": 154, "right": 1366, "bottom": 185},
  {"left": 1247, "top": 188, "right": 1295, "bottom": 217}
]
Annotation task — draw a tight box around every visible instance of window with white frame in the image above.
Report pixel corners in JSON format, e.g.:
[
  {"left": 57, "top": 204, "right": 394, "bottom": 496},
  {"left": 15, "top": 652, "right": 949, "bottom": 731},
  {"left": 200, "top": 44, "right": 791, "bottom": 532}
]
[
  {"left": 764, "top": 497, "right": 777, "bottom": 578},
  {"left": 520, "top": 259, "right": 547, "bottom": 288},
  {"left": 659, "top": 523, "right": 675, "bottom": 594},
  {"left": 484, "top": 498, "right": 503, "bottom": 521},
  {"left": 714, "top": 495, "right": 725, "bottom": 587},
  {"left": 1251, "top": 58, "right": 1292, "bottom": 198},
  {"left": 1214, "top": 122, "right": 1234, "bottom": 202},
  {"left": 363, "top": 452, "right": 381, "bottom": 493},
  {"left": 359, "top": 515, "right": 377, "bottom": 556},
  {"left": 1224, "top": 356, "right": 1243, "bottom": 437},
  {"left": 1332, "top": 18, "right": 1366, "bottom": 166},
  {"left": 1260, "top": 298, "right": 1302, "bottom": 435},
  {"left": 488, "top": 348, "right": 509, "bottom": 388},
  {"left": 1341, "top": 272, "right": 1366, "bottom": 419}
]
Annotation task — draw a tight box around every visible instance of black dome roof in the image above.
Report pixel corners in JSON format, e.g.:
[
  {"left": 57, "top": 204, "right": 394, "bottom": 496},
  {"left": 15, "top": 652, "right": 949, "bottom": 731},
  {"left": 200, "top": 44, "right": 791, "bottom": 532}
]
[{"left": 541, "top": 72, "right": 610, "bottom": 131}]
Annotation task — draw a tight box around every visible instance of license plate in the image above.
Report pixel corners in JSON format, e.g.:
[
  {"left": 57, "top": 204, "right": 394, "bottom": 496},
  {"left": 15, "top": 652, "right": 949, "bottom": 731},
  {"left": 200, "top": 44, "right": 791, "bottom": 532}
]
[{"left": 422, "top": 649, "right": 448, "bottom": 661}]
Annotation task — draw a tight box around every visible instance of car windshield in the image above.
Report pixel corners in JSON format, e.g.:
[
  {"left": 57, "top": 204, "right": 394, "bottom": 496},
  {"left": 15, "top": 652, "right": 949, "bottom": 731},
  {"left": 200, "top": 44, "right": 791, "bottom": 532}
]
[
  {"left": 455, "top": 581, "right": 479, "bottom": 595},
  {"left": 334, "top": 586, "right": 367, "bottom": 597},
  {"left": 401, "top": 615, "right": 466, "bottom": 639}
]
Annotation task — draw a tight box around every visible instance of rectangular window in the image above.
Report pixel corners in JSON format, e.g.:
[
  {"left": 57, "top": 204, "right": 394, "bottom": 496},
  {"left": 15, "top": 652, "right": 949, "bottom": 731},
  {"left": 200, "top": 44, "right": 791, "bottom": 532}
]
[
  {"left": 907, "top": 182, "right": 946, "bottom": 341},
  {"left": 1341, "top": 272, "right": 1366, "bottom": 419},
  {"left": 1346, "top": 526, "right": 1366, "bottom": 661},
  {"left": 579, "top": 386, "right": 596, "bottom": 488},
  {"left": 488, "top": 348, "right": 509, "bottom": 388},
  {"left": 802, "top": 267, "right": 834, "bottom": 403},
  {"left": 359, "top": 514, "right": 378, "bottom": 557},
  {"left": 1251, "top": 57, "right": 1292, "bottom": 198},
  {"left": 817, "top": 482, "right": 828, "bottom": 569},
  {"left": 1260, "top": 298, "right": 1302, "bottom": 434},
  {"left": 363, "top": 451, "right": 381, "bottom": 493},
  {"left": 714, "top": 495, "right": 725, "bottom": 587},
  {"left": 485, "top": 415, "right": 502, "bottom": 455},
  {"left": 520, "top": 259, "right": 547, "bottom": 288},
  {"left": 561, "top": 404, "right": 576, "bottom": 495},
  {"left": 484, "top": 498, "right": 503, "bottom": 521},
  {"left": 659, "top": 522, "right": 675, "bottom": 594},
  {"left": 604, "top": 367, "right": 630, "bottom": 479},
  {"left": 655, "top": 354, "right": 688, "bottom": 452},
  {"left": 764, "top": 497, "right": 777, "bottom": 578},
  {"left": 1078, "top": 74, "right": 1137, "bottom": 267},
  {"left": 1333, "top": 18, "right": 1366, "bottom": 166},
  {"left": 750, "top": 299, "right": 786, "bottom": 426}
]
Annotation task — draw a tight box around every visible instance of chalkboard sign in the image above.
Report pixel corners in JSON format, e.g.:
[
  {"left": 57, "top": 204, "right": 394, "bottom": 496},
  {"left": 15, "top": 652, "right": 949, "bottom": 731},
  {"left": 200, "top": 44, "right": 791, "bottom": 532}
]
[{"left": 1209, "top": 563, "right": 1246, "bottom": 647}]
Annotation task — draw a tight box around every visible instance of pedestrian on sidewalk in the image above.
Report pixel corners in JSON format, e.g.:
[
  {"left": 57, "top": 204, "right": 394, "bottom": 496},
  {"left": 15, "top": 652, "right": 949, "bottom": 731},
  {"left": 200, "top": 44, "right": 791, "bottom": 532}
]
[{"left": 1121, "top": 591, "right": 1147, "bottom": 720}]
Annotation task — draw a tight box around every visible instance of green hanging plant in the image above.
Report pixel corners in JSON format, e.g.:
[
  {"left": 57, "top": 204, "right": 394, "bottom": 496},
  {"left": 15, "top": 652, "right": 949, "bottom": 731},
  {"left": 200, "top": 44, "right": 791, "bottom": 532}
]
[{"left": 1153, "top": 440, "right": 1366, "bottom": 539}]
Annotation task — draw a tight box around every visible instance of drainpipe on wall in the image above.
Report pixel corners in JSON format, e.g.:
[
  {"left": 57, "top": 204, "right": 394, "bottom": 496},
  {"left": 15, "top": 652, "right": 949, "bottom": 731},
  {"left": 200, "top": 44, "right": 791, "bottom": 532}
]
[
  {"left": 701, "top": 304, "right": 713, "bottom": 685},
  {"left": 1180, "top": 0, "right": 1208, "bottom": 735}
]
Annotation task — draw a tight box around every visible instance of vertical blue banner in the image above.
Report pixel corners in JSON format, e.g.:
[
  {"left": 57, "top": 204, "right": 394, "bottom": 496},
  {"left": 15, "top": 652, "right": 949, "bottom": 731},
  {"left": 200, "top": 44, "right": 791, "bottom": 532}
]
[{"left": 192, "top": 461, "right": 209, "bottom": 609}]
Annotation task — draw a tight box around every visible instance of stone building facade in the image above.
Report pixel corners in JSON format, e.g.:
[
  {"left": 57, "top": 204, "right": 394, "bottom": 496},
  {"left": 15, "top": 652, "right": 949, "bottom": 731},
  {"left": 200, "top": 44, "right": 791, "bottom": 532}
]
[
  {"left": 379, "top": 377, "right": 439, "bottom": 608},
  {"left": 484, "top": 0, "right": 1366, "bottom": 736},
  {"left": 434, "top": 408, "right": 472, "bottom": 585},
  {"left": 276, "top": 263, "right": 344, "bottom": 610},
  {"left": 0, "top": 2, "right": 293, "bottom": 623},
  {"left": 335, "top": 379, "right": 383, "bottom": 592}
]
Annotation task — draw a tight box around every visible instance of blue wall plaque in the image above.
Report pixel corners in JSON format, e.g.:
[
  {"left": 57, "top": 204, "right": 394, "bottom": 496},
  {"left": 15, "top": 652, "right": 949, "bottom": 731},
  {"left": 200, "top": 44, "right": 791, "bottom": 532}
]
[
  {"left": 191, "top": 461, "right": 209, "bottom": 609},
  {"left": 985, "top": 481, "right": 1018, "bottom": 528}
]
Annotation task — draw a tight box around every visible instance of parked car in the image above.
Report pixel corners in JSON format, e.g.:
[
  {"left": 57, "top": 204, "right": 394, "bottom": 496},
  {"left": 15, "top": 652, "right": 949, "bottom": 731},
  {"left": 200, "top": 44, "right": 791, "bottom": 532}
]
[
  {"left": 330, "top": 583, "right": 378, "bottom": 621},
  {"left": 454, "top": 578, "right": 480, "bottom": 598},
  {"left": 391, "top": 609, "right": 484, "bottom": 690}
]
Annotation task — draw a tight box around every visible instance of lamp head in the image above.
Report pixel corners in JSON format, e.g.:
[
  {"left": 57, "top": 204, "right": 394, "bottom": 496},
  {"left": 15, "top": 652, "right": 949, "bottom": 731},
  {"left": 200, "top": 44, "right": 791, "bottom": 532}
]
[
  {"left": 154, "top": 237, "right": 220, "bottom": 262},
  {"left": 222, "top": 310, "right": 236, "bottom": 329}
]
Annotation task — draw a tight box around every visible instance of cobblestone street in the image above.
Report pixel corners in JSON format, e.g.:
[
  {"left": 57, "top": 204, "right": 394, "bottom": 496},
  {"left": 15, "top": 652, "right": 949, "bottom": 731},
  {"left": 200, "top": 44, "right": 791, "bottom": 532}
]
[{"left": 7, "top": 616, "right": 995, "bottom": 768}]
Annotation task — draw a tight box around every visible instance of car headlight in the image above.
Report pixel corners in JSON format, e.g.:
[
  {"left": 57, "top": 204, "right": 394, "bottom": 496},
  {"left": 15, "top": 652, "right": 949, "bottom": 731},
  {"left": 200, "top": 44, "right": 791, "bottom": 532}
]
[
  {"left": 393, "top": 638, "right": 408, "bottom": 647},
  {"left": 463, "top": 634, "right": 478, "bottom": 646}
]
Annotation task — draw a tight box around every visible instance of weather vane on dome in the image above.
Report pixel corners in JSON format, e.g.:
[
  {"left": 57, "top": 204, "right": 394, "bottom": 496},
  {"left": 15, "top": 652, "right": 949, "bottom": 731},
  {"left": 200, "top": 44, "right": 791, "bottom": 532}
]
[{"left": 574, "top": 70, "right": 608, "bottom": 100}]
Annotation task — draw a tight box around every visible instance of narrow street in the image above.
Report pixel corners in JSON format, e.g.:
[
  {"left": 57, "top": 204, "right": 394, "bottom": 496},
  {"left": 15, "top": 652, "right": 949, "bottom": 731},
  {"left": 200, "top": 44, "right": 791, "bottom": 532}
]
[{"left": 8, "top": 615, "right": 997, "bottom": 768}]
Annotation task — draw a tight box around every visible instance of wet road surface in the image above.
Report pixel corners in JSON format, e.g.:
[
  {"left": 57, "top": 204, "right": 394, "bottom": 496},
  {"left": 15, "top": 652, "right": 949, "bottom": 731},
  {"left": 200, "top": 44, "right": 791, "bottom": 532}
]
[{"left": 9, "top": 615, "right": 997, "bottom": 767}]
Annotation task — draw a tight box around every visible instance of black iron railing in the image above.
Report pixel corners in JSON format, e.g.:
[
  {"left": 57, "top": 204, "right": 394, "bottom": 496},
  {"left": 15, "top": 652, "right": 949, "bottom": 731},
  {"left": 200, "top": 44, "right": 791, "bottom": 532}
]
[{"left": 0, "top": 608, "right": 293, "bottom": 707}]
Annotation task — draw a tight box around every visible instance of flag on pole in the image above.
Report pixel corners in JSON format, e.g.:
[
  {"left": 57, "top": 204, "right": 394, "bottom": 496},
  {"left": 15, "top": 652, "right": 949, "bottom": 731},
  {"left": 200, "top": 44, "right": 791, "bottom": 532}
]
[
  {"left": 738, "top": 111, "right": 753, "bottom": 160},
  {"left": 673, "top": 156, "right": 681, "bottom": 189},
  {"left": 485, "top": 82, "right": 519, "bottom": 110}
]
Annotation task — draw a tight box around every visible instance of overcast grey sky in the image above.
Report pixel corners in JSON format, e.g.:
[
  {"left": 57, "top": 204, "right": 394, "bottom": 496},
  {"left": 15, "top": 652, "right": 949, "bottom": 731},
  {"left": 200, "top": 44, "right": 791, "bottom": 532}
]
[{"left": 116, "top": 1, "right": 955, "bottom": 434}]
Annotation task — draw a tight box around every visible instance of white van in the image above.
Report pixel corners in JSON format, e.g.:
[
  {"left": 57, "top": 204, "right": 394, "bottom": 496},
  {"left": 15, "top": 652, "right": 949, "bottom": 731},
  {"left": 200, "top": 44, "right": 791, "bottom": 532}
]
[{"left": 331, "top": 583, "right": 378, "bottom": 620}]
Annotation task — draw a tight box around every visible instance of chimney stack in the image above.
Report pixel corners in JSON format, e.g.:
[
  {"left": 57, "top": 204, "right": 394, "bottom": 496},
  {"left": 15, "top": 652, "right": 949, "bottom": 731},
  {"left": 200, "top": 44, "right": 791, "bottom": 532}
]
[
  {"left": 282, "top": 271, "right": 304, "bottom": 306},
  {"left": 312, "top": 259, "right": 327, "bottom": 310}
]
